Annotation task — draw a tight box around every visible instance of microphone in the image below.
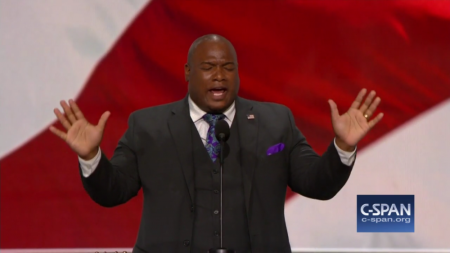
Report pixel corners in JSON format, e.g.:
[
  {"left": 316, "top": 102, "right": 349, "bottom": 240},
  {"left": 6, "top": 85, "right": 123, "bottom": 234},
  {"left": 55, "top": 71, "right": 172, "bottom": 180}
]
[
  {"left": 209, "top": 119, "right": 235, "bottom": 253},
  {"left": 215, "top": 119, "right": 230, "bottom": 166},
  {"left": 215, "top": 119, "right": 230, "bottom": 143}
]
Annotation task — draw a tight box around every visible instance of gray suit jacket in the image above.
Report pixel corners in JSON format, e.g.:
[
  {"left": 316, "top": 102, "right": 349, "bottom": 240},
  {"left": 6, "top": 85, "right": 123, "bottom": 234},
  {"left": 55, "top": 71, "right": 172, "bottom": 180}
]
[{"left": 80, "top": 96, "right": 354, "bottom": 253}]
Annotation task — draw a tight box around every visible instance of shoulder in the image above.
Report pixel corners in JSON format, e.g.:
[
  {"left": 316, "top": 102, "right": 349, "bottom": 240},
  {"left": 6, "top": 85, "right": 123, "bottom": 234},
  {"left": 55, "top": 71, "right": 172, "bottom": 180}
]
[
  {"left": 238, "top": 97, "right": 291, "bottom": 115},
  {"left": 129, "top": 98, "right": 185, "bottom": 121}
]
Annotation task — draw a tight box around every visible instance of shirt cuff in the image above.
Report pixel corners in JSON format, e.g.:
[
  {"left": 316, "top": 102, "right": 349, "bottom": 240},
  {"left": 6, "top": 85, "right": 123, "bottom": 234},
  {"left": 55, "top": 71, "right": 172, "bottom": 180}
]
[
  {"left": 78, "top": 147, "right": 101, "bottom": 178},
  {"left": 333, "top": 138, "right": 356, "bottom": 166}
]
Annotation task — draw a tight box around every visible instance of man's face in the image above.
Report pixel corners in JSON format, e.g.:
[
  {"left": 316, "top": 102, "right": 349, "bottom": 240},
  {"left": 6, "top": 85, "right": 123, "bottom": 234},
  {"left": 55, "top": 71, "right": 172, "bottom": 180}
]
[{"left": 185, "top": 40, "right": 239, "bottom": 113}]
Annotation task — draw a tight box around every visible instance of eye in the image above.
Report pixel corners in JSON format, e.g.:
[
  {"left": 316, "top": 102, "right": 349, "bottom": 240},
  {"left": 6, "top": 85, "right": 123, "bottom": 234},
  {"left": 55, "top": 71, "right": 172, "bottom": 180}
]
[
  {"left": 200, "top": 64, "right": 213, "bottom": 70},
  {"left": 223, "top": 63, "right": 235, "bottom": 71}
]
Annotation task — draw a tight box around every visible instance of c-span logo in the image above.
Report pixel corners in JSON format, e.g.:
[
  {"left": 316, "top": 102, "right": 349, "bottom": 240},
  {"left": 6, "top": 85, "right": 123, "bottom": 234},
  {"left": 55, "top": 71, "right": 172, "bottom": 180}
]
[{"left": 357, "top": 195, "right": 414, "bottom": 232}]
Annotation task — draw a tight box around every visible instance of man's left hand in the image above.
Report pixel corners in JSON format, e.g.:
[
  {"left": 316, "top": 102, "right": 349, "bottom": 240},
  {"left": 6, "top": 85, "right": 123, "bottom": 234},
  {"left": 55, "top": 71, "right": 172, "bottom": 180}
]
[{"left": 328, "top": 88, "right": 384, "bottom": 152}]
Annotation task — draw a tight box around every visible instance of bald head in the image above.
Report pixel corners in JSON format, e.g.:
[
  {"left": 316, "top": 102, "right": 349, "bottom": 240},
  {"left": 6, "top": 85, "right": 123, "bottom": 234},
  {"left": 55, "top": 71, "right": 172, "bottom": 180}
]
[
  {"left": 184, "top": 34, "right": 240, "bottom": 113},
  {"left": 187, "top": 34, "right": 237, "bottom": 66}
]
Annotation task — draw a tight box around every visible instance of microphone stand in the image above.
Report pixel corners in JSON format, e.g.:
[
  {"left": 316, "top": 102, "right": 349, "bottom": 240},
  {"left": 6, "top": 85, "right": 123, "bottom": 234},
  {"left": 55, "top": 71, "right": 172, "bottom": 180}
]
[{"left": 209, "top": 135, "right": 235, "bottom": 253}]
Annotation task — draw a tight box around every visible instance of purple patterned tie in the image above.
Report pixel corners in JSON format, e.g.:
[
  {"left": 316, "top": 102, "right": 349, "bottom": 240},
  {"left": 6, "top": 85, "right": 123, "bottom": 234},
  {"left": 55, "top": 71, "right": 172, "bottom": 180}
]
[{"left": 203, "top": 113, "right": 226, "bottom": 162}]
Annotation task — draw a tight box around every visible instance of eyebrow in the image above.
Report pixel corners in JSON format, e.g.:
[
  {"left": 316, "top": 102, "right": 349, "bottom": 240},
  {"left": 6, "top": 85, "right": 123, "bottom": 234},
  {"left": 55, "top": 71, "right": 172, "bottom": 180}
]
[{"left": 200, "top": 61, "right": 235, "bottom": 66}]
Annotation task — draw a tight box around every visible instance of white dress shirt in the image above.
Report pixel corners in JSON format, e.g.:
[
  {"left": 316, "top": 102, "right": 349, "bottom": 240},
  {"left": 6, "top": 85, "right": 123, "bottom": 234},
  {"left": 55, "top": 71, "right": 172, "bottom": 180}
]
[{"left": 79, "top": 97, "right": 356, "bottom": 177}]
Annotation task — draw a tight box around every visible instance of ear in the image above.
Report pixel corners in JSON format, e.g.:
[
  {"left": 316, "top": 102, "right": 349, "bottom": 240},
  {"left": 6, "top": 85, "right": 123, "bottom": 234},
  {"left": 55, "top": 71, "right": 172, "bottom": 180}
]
[{"left": 184, "top": 63, "right": 190, "bottom": 82}]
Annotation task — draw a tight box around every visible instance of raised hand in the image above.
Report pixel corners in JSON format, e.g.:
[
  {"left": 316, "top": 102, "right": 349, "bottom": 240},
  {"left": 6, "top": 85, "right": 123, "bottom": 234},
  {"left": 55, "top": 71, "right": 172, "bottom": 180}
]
[
  {"left": 49, "top": 99, "right": 110, "bottom": 160},
  {"left": 328, "top": 89, "right": 384, "bottom": 151}
]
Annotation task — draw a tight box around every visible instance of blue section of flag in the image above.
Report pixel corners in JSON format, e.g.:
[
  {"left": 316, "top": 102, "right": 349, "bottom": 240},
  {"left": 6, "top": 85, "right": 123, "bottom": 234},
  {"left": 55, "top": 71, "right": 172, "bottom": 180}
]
[{"left": 357, "top": 195, "right": 414, "bottom": 232}]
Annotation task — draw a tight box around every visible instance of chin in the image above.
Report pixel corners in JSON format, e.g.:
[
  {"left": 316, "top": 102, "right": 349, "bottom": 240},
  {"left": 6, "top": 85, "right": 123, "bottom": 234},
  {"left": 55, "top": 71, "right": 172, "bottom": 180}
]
[{"left": 207, "top": 101, "right": 230, "bottom": 113}]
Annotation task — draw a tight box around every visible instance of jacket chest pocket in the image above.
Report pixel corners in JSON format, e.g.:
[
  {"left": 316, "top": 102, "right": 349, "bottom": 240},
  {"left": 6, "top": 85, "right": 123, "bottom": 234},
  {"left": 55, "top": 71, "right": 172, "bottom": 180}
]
[{"left": 257, "top": 148, "right": 288, "bottom": 185}]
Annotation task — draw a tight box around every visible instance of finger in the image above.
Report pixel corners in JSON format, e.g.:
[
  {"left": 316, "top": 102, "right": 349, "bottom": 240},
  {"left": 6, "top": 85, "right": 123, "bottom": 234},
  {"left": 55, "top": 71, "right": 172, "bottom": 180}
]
[
  {"left": 368, "top": 112, "right": 384, "bottom": 129},
  {"left": 363, "top": 97, "right": 381, "bottom": 119},
  {"left": 97, "top": 111, "right": 111, "bottom": 131},
  {"left": 69, "top": 99, "right": 86, "bottom": 120},
  {"left": 328, "top": 99, "right": 340, "bottom": 122},
  {"left": 359, "top": 90, "right": 376, "bottom": 113},
  {"left": 350, "top": 88, "right": 367, "bottom": 109},
  {"left": 60, "top": 100, "right": 77, "bottom": 124},
  {"left": 54, "top": 108, "right": 72, "bottom": 130},
  {"left": 49, "top": 126, "right": 67, "bottom": 141}
]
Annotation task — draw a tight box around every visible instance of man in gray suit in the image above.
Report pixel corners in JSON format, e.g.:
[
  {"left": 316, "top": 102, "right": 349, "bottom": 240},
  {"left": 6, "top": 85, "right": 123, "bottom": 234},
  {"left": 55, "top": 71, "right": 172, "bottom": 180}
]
[{"left": 50, "top": 34, "right": 383, "bottom": 253}]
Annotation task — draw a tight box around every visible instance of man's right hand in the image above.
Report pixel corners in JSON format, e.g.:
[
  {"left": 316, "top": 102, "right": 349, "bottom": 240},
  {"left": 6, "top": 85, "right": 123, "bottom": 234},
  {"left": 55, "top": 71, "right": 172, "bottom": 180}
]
[{"left": 49, "top": 99, "right": 110, "bottom": 160}]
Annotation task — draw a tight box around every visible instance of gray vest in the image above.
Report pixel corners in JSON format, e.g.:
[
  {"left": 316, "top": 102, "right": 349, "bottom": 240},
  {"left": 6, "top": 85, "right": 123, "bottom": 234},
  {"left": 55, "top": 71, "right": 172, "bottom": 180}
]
[{"left": 191, "top": 116, "right": 251, "bottom": 253}]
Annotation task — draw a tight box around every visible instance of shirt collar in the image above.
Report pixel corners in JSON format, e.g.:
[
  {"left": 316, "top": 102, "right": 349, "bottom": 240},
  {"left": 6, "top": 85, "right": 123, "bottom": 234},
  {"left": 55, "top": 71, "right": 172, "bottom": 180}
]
[{"left": 188, "top": 96, "right": 236, "bottom": 123}]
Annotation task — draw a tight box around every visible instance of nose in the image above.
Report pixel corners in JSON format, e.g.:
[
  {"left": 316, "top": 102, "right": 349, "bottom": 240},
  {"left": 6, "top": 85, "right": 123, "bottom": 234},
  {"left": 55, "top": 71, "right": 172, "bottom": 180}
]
[{"left": 212, "top": 67, "right": 226, "bottom": 82}]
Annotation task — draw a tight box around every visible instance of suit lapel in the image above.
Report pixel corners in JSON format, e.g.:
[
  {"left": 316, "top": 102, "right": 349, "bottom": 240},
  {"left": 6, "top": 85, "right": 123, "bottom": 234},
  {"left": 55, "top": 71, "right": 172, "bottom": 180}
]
[
  {"left": 236, "top": 97, "right": 259, "bottom": 216},
  {"left": 168, "top": 96, "right": 195, "bottom": 204}
]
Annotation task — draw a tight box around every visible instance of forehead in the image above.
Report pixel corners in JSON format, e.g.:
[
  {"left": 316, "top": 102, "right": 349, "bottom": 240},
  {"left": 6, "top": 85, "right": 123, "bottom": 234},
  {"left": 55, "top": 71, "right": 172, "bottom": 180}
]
[{"left": 192, "top": 40, "right": 236, "bottom": 62}]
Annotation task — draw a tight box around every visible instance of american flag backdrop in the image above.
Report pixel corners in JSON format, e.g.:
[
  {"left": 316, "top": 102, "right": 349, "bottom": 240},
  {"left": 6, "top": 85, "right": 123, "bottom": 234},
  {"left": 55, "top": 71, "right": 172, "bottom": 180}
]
[{"left": 1, "top": 0, "right": 450, "bottom": 251}]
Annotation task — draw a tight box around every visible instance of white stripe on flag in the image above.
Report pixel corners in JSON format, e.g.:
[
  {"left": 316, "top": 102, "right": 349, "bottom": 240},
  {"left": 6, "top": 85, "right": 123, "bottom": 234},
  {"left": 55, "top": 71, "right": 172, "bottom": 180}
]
[
  {"left": 0, "top": 0, "right": 151, "bottom": 158},
  {"left": 286, "top": 99, "right": 450, "bottom": 249}
]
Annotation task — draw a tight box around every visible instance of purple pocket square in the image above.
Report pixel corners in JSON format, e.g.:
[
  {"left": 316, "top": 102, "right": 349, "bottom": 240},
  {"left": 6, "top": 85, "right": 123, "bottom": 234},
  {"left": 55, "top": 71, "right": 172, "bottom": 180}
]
[{"left": 266, "top": 143, "right": 285, "bottom": 156}]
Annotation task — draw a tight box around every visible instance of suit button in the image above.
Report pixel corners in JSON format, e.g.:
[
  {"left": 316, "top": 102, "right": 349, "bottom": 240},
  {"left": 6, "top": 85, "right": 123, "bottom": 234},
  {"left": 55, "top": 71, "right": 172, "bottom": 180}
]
[
  {"left": 213, "top": 190, "right": 219, "bottom": 194},
  {"left": 214, "top": 231, "right": 220, "bottom": 237},
  {"left": 213, "top": 170, "right": 218, "bottom": 174},
  {"left": 183, "top": 240, "right": 190, "bottom": 246},
  {"left": 190, "top": 205, "right": 194, "bottom": 212},
  {"left": 213, "top": 210, "right": 219, "bottom": 215}
]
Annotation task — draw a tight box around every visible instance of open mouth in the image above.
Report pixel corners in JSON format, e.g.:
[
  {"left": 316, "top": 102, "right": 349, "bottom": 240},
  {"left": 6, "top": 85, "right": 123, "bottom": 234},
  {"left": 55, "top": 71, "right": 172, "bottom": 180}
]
[{"left": 209, "top": 87, "right": 228, "bottom": 99}]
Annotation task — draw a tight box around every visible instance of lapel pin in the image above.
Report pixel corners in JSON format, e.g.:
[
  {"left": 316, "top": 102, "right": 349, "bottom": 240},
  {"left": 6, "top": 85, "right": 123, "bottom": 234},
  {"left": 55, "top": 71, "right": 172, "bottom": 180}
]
[{"left": 247, "top": 114, "right": 255, "bottom": 120}]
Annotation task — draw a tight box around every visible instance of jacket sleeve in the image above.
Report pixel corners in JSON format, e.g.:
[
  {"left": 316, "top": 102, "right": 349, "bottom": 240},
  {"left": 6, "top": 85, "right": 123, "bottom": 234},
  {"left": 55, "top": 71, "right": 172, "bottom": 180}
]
[
  {"left": 286, "top": 107, "right": 354, "bottom": 200},
  {"left": 79, "top": 113, "right": 141, "bottom": 207}
]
